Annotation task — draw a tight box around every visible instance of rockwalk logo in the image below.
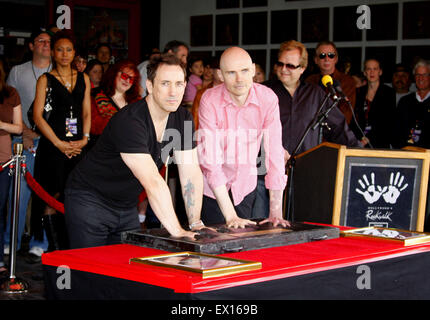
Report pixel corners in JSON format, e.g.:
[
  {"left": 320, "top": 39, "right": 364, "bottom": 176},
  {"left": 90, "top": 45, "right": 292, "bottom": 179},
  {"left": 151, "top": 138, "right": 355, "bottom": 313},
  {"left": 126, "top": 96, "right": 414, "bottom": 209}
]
[{"left": 355, "top": 172, "right": 408, "bottom": 205}]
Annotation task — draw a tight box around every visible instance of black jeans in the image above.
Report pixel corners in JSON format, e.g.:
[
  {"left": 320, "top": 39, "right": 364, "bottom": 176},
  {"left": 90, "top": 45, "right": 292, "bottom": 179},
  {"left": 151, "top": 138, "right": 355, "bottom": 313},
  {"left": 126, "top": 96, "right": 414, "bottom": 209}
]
[
  {"left": 64, "top": 189, "right": 140, "bottom": 249},
  {"left": 201, "top": 189, "right": 257, "bottom": 226}
]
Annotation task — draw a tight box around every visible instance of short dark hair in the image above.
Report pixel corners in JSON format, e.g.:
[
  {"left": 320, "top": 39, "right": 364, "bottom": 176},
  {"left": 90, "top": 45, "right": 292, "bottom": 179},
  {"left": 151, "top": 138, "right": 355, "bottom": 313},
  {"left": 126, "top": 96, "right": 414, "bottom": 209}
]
[
  {"left": 147, "top": 53, "right": 187, "bottom": 83},
  {"left": 163, "top": 40, "right": 189, "bottom": 54},
  {"left": 96, "top": 43, "right": 112, "bottom": 56},
  {"left": 315, "top": 40, "right": 338, "bottom": 55},
  {"left": 50, "top": 29, "right": 76, "bottom": 50}
]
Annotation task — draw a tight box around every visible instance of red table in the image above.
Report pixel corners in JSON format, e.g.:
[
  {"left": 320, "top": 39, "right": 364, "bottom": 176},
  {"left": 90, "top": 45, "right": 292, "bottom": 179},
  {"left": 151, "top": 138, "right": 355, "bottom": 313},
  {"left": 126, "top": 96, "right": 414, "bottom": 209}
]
[{"left": 42, "top": 231, "right": 430, "bottom": 299}]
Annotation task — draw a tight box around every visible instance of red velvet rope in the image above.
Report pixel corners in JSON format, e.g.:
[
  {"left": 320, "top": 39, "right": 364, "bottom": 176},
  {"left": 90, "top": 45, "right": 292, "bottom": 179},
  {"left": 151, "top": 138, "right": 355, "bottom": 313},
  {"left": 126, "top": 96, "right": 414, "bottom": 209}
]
[
  {"left": 25, "top": 171, "right": 65, "bottom": 213},
  {"left": 22, "top": 164, "right": 167, "bottom": 215}
]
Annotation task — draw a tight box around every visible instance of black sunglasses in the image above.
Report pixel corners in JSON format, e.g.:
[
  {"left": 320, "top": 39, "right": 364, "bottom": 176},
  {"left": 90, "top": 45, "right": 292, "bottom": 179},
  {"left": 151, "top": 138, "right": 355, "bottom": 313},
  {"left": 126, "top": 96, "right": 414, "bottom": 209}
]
[
  {"left": 275, "top": 61, "right": 301, "bottom": 70},
  {"left": 318, "top": 52, "right": 336, "bottom": 59}
]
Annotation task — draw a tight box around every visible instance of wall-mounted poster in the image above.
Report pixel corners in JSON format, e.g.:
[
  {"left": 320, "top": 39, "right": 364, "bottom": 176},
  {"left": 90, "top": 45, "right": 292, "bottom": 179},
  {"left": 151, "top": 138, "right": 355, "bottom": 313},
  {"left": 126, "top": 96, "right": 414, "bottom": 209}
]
[{"left": 74, "top": 6, "right": 129, "bottom": 61}]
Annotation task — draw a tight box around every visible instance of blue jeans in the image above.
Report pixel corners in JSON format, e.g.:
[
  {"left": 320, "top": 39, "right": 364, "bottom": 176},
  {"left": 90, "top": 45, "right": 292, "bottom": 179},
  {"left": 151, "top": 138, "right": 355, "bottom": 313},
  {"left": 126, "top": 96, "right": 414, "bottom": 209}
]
[
  {"left": 251, "top": 178, "right": 270, "bottom": 219},
  {"left": 0, "top": 168, "right": 11, "bottom": 266},
  {"left": 5, "top": 136, "right": 48, "bottom": 251}
]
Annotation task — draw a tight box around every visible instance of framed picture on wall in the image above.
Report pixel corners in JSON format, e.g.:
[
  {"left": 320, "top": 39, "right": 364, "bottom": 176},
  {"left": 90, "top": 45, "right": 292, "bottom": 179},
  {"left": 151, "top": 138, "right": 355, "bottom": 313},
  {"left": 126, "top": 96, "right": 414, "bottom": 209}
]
[
  {"left": 243, "top": 0, "right": 268, "bottom": 7},
  {"left": 242, "top": 12, "right": 267, "bottom": 45},
  {"left": 190, "top": 15, "right": 213, "bottom": 47},
  {"left": 216, "top": 14, "right": 239, "bottom": 46},
  {"left": 403, "top": 1, "right": 430, "bottom": 39},
  {"left": 333, "top": 6, "right": 362, "bottom": 42},
  {"left": 301, "top": 8, "right": 329, "bottom": 43},
  {"left": 366, "top": 3, "right": 398, "bottom": 41},
  {"left": 216, "top": 0, "right": 239, "bottom": 9},
  {"left": 271, "top": 10, "right": 298, "bottom": 44}
]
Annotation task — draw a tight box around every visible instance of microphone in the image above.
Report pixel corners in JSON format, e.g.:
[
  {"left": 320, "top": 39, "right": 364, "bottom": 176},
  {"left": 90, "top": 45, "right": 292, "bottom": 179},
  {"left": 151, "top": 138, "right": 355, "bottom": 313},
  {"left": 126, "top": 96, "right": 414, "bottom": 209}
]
[
  {"left": 333, "top": 81, "right": 350, "bottom": 102},
  {"left": 321, "top": 75, "right": 340, "bottom": 100}
]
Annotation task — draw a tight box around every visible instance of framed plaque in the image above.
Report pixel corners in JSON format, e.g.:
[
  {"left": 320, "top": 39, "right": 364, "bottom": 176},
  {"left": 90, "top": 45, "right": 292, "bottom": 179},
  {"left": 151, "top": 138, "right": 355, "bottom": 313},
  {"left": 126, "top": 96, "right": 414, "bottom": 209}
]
[
  {"left": 341, "top": 227, "right": 430, "bottom": 246},
  {"left": 337, "top": 148, "right": 429, "bottom": 231},
  {"left": 292, "top": 143, "right": 430, "bottom": 232},
  {"left": 130, "top": 252, "right": 262, "bottom": 278}
]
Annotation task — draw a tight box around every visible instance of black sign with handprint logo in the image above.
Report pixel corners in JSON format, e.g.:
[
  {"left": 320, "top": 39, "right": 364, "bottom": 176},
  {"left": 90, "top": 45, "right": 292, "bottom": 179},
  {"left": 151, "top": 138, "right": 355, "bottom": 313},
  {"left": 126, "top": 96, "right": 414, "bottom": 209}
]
[{"left": 347, "top": 166, "right": 415, "bottom": 230}]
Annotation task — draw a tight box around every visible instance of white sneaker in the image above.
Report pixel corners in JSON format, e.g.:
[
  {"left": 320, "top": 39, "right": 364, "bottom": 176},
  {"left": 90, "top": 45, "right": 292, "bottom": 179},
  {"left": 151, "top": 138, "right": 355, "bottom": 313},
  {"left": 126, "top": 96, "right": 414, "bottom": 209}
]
[
  {"left": 3, "top": 245, "right": 9, "bottom": 255},
  {"left": 29, "top": 246, "right": 44, "bottom": 257}
]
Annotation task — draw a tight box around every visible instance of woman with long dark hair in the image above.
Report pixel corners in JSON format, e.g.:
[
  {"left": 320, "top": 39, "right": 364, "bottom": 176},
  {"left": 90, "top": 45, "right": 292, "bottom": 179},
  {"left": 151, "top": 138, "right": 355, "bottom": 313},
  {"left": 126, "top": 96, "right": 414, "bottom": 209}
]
[
  {"left": 90, "top": 60, "right": 141, "bottom": 141},
  {"left": 32, "top": 29, "right": 91, "bottom": 251},
  {"left": 0, "top": 58, "right": 23, "bottom": 274}
]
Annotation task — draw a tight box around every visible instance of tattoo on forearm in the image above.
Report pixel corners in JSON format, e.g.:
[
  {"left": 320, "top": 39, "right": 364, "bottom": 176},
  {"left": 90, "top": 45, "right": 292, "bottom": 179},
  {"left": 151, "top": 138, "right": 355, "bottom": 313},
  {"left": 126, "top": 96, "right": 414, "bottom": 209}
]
[{"left": 184, "top": 180, "right": 195, "bottom": 218}]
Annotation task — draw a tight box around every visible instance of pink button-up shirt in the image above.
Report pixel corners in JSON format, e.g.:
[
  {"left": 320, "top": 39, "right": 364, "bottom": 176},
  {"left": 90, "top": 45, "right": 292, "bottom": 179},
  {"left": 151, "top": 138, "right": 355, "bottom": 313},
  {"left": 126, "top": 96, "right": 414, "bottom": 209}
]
[{"left": 197, "top": 83, "right": 287, "bottom": 206}]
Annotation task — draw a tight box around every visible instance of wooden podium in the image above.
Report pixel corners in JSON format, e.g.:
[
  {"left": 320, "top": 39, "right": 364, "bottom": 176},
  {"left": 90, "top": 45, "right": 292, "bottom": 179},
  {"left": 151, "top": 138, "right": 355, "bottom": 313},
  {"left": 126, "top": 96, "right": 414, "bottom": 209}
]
[{"left": 290, "top": 143, "right": 430, "bottom": 232}]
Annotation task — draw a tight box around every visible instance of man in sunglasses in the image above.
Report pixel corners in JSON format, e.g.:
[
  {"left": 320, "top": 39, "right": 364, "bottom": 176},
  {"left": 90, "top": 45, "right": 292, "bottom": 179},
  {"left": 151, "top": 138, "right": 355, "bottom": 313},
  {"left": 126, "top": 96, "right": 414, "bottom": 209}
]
[
  {"left": 306, "top": 41, "right": 357, "bottom": 125},
  {"left": 265, "top": 40, "right": 359, "bottom": 155},
  {"left": 252, "top": 41, "right": 360, "bottom": 218}
]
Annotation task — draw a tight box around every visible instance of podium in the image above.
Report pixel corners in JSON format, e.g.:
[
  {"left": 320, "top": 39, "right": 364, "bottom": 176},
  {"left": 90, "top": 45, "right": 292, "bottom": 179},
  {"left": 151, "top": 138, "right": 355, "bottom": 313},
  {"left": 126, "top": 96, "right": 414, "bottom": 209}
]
[{"left": 291, "top": 143, "right": 430, "bottom": 232}]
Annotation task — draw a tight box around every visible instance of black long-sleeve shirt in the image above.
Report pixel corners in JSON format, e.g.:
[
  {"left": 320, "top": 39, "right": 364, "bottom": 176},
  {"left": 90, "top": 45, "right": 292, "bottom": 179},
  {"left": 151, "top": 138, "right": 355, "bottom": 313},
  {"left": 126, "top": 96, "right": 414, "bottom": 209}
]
[
  {"left": 264, "top": 79, "right": 360, "bottom": 155},
  {"left": 392, "top": 92, "right": 430, "bottom": 149},
  {"left": 350, "top": 83, "right": 396, "bottom": 148}
]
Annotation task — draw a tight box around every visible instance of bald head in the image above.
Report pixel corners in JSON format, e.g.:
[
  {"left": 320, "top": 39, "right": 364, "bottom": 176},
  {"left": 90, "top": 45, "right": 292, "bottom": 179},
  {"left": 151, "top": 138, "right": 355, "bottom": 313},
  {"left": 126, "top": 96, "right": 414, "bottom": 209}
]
[
  {"left": 220, "top": 47, "right": 253, "bottom": 70},
  {"left": 218, "top": 47, "right": 255, "bottom": 106}
]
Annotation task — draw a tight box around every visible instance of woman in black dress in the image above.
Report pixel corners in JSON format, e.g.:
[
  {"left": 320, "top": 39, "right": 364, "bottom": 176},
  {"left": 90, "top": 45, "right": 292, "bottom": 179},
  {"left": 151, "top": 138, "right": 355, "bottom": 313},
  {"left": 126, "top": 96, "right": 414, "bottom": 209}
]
[
  {"left": 351, "top": 58, "right": 396, "bottom": 149},
  {"left": 32, "top": 30, "right": 91, "bottom": 251}
]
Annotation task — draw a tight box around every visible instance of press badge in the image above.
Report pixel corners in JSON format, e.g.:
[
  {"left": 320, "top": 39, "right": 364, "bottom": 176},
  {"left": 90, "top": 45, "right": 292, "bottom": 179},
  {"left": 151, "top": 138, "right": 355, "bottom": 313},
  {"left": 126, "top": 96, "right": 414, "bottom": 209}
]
[{"left": 66, "top": 108, "right": 77, "bottom": 137}]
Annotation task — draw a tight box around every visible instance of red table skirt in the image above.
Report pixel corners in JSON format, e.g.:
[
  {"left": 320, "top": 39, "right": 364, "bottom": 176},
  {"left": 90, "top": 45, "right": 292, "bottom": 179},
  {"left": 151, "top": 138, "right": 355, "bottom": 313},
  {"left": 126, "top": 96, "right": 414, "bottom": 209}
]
[{"left": 42, "top": 228, "right": 430, "bottom": 294}]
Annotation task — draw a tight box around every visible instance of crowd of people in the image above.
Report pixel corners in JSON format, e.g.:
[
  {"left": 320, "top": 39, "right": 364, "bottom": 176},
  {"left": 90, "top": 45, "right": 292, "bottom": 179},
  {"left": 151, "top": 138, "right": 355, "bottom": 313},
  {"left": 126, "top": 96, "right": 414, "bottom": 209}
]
[{"left": 0, "top": 25, "right": 429, "bottom": 275}]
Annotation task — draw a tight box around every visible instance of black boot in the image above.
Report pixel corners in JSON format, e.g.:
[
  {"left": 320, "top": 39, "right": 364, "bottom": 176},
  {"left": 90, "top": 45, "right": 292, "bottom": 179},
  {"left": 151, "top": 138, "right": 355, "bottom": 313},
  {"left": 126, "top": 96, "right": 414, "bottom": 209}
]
[{"left": 43, "top": 213, "right": 69, "bottom": 252}]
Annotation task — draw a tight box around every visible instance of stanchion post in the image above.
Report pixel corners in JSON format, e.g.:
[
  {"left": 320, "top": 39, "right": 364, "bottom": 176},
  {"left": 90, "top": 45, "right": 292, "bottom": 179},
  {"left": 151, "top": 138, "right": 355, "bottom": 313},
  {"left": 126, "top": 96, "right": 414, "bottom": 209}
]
[{"left": 1, "top": 143, "right": 29, "bottom": 293}]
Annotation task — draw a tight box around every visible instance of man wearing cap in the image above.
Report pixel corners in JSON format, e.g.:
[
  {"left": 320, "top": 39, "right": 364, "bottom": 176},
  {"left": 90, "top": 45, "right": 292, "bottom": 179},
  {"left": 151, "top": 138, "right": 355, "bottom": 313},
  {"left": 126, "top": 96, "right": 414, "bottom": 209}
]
[
  {"left": 391, "top": 63, "right": 413, "bottom": 106},
  {"left": 306, "top": 41, "right": 357, "bottom": 125},
  {"left": 5, "top": 28, "right": 52, "bottom": 260}
]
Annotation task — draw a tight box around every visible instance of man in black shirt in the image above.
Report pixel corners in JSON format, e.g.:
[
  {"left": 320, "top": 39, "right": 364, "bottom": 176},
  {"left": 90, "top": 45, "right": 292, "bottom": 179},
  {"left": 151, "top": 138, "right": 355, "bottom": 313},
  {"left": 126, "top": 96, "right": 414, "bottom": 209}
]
[
  {"left": 393, "top": 59, "right": 430, "bottom": 149},
  {"left": 65, "top": 54, "right": 203, "bottom": 248}
]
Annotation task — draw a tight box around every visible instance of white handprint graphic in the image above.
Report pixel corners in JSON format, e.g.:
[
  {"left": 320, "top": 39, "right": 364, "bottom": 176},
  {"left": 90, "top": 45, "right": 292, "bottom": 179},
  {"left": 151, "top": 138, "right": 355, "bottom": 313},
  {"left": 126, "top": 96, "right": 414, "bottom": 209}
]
[
  {"left": 382, "top": 172, "right": 408, "bottom": 204},
  {"left": 355, "top": 172, "right": 387, "bottom": 204}
]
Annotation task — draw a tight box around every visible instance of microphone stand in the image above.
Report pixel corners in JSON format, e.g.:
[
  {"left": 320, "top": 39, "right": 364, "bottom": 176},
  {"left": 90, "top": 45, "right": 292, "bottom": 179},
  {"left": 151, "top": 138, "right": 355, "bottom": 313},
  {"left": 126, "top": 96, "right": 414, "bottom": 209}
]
[{"left": 283, "top": 94, "right": 341, "bottom": 222}]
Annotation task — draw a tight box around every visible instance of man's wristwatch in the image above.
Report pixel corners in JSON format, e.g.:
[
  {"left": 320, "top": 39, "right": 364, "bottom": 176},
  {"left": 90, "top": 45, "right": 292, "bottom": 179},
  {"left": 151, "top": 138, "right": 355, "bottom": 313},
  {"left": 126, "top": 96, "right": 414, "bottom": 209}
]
[
  {"left": 83, "top": 133, "right": 90, "bottom": 141},
  {"left": 189, "top": 220, "right": 205, "bottom": 230}
]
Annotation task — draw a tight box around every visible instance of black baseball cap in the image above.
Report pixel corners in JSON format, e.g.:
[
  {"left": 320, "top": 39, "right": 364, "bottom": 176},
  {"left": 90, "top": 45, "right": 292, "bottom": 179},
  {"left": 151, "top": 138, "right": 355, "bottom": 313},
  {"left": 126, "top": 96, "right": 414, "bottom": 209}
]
[{"left": 29, "top": 27, "right": 51, "bottom": 43}]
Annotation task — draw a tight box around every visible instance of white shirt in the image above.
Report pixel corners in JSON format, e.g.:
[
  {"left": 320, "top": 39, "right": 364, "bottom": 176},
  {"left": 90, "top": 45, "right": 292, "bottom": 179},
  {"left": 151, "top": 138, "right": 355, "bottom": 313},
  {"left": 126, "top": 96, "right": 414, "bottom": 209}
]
[{"left": 6, "top": 60, "right": 52, "bottom": 127}]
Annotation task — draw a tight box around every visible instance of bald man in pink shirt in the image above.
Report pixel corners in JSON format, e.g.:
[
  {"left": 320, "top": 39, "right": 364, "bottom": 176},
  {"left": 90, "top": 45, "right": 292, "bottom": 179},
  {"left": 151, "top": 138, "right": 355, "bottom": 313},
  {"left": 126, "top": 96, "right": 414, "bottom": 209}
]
[{"left": 197, "top": 47, "right": 289, "bottom": 229}]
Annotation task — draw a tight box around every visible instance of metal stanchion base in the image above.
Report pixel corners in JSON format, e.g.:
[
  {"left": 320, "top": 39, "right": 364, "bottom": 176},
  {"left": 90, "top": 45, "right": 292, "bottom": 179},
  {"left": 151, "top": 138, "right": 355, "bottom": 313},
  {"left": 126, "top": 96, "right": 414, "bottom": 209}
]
[{"left": 0, "top": 277, "right": 29, "bottom": 294}]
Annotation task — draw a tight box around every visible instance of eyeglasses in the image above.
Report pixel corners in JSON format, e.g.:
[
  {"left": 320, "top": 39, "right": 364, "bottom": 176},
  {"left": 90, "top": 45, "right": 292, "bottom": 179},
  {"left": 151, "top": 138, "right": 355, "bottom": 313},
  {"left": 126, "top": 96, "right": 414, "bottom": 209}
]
[
  {"left": 275, "top": 61, "right": 302, "bottom": 70},
  {"left": 318, "top": 52, "right": 336, "bottom": 60},
  {"left": 35, "top": 39, "right": 51, "bottom": 45},
  {"left": 120, "top": 72, "right": 137, "bottom": 84}
]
